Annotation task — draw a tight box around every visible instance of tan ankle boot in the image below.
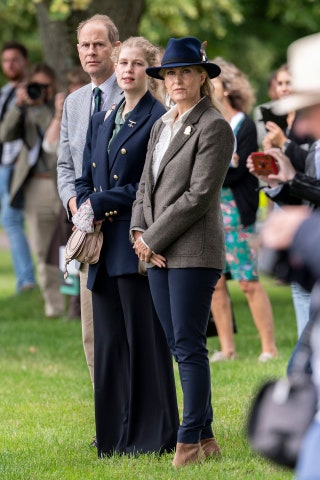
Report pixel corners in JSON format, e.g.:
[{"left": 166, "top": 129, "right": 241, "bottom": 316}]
[
  {"left": 172, "top": 442, "right": 205, "bottom": 467},
  {"left": 200, "top": 437, "right": 222, "bottom": 459}
]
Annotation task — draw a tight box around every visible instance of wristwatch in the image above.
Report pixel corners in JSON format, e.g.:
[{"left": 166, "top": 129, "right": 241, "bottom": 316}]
[{"left": 281, "top": 139, "right": 292, "bottom": 153}]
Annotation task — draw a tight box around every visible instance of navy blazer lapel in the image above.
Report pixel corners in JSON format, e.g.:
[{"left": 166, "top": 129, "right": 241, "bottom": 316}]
[
  {"left": 108, "top": 91, "right": 154, "bottom": 171},
  {"left": 154, "top": 97, "right": 211, "bottom": 186},
  {"left": 93, "top": 111, "right": 118, "bottom": 190},
  {"left": 99, "top": 107, "right": 117, "bottom": 146},
  {"left": 101, "top": 79, "right": 124, "bottom": 111}
]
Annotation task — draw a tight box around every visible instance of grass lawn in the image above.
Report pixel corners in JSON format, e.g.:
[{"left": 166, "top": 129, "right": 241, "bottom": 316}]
[{"left": 0, "top": 242, "right": 296, "bottom": 479}]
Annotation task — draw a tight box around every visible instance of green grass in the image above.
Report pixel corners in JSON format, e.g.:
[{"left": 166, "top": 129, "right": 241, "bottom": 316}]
[{"left": 0, "top": 243, "right": 296, "bottom": 479}]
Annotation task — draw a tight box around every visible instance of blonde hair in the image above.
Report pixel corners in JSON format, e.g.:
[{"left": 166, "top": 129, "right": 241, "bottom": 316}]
[
  {"left": 113, "top": 36, "right": 164, "bottom": 103},
  {"left": 211, "top": 57, "right": 255, "bottom": 114},
  {"left": 198, "top": 69, "right": 221, "bottom": 112},
  {"left": 77, "top": 14, "right": 119, "bottom": 45},
  {"left": 113, "top": 36, "right": 158, "bottom": 65}
]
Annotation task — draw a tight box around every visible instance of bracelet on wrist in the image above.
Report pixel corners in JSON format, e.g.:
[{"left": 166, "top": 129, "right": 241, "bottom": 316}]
[{"left": 281, "top": 139, "right": 292, "bottom": 153}]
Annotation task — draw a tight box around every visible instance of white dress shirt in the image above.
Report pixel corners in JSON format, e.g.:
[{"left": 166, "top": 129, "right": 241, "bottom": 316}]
[{"left": 152, "top": 103, "right": 197, "bottom": 183}]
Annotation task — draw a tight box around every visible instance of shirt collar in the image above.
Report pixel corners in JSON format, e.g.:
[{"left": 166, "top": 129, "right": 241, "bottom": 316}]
[
  {"left": 230, "top": 111, "right": 245, "bottom": 131},
  {"left": 92, "top": 72, "right": 117, "bottom": 95},
  {"left": 161, "top": 102, "right": 198, "bottom": 126},
  {"left": 115, "top": 102, "right": 131, "bottom": 126}
]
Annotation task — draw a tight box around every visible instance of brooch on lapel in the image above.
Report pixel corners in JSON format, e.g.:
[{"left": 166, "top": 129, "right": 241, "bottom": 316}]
[
  {"left": 104, "top": 103, "right": 117, "bottom": 121},
  {"left": 184, "top": 126, "right": 192, "bottom": 135},
  {"left": 128, "top": 120, "right": 136, "bottom": 128}
]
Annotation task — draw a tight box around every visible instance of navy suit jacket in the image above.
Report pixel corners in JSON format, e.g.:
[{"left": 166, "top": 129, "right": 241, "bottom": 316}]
[{"left": 75, "top": 91, "right": 165, "bottom": 289}]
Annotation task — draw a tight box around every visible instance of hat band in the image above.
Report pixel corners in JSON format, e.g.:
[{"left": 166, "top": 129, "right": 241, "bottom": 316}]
[{"left": 162, "top": 57, "right": 204, "bottom": 66}]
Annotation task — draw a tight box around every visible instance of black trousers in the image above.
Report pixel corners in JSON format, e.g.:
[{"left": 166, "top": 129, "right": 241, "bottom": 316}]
[{"left": 92, "top": 267, "right": 179, "bottom": 457}]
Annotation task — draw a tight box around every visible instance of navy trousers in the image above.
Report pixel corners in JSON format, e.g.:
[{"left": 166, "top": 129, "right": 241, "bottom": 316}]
[{"left": 148, "top": 267, "right": 221, "bottom": 444}]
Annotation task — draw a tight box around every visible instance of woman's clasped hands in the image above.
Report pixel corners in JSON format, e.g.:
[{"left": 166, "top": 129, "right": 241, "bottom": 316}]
[{"left": 133, "top": 231, "right": 167, "bottom": 268}]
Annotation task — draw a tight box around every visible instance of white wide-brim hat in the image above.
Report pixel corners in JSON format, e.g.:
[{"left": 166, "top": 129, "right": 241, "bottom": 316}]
[{"left": 273, "top": 33, "right": 320, "bottom": 114}]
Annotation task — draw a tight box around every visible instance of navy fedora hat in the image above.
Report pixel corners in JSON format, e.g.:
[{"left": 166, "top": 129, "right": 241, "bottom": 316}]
[{"left": 146, "top": 37, "right": 221, "bottom": 80}]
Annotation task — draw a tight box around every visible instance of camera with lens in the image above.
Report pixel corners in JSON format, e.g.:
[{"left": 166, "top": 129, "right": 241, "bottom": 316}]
[{"left": 26, "top": 82, "right": 48, "bottom": 100}]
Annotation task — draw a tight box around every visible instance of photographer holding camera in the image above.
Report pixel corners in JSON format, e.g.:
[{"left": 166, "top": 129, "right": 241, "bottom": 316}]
[
  {"left": 0, "top": 63, "right": 65, "bottom": 317},
  {"left": 0, "top": 41, "right": 36, "bottom": 294}
]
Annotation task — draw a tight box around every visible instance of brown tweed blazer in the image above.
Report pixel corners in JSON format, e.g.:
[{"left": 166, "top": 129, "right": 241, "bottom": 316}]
[{"left": 130, "top": 96, "right": 235, "bottom": 269}]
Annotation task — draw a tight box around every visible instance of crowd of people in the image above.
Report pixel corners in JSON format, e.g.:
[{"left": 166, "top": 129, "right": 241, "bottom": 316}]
[
  {"left": 1, "top": 12, "right": 319, "bottom": 477},
  {"left": 248, "top": 32, "right": 320, "bottom": 479}
]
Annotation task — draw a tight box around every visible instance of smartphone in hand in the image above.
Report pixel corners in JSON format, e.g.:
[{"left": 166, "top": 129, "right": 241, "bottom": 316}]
[{"left": 250, "top": 152, "right": 279, "bottom": 175}]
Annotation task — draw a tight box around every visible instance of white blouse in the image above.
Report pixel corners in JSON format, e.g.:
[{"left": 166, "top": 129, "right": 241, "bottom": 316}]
[{"left": 151, "top": 103, "right": 196, "bottom": 183}]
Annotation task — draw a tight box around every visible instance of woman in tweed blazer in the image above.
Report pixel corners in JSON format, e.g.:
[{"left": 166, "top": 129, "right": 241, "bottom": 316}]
[{"left": 130, "top": 37, "right": 234, "bottom": 467}]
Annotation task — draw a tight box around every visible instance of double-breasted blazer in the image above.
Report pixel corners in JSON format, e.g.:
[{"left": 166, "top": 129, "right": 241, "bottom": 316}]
[
  {"left": 130, "top": 96, "right": 235, "bottom": 270},
  {"left": 75, "top": 91, "right": 166, "bottom": 289},
  {"left": 57, "top": 80, "right": 123, "bottom": 213}
]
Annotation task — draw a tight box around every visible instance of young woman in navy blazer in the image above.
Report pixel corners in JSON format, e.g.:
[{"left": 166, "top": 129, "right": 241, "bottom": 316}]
[{"left": 75, "top": 37, "right": 179, "bottom": 457}]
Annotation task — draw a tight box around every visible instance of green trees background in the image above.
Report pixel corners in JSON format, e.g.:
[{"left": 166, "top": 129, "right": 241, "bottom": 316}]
[{"left": 1, "top": 0, "right": 319, "bottom": 103}]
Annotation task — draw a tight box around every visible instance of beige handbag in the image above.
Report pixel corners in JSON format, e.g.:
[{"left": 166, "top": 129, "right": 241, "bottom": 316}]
[{"left": 64, "top": 223, "right": 103, "bottom": 278}]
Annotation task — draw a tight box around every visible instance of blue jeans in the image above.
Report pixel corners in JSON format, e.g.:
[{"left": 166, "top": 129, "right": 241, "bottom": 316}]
[
  {"left": 295, "top": 420, "right": 320, "bottom": 480},
  {"left": 0, "top": 165, "right": 36, "bottom": 292},
  {"left": 291, "top": 282, "right": 311, "bottom": 338},
  {"left": 148, "top": 267, "right": 221, "bottom": 444},
  {"left": 287, "top": 283, "right": 320, "bottom": 376}
]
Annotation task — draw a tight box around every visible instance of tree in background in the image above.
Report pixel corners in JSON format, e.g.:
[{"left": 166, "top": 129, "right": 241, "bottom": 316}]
[
  {"left": 0, "top": 0, "right": 145, "bottom": 88},
  {"left": 1, "top": 0, "right": 320, "bottom": 103},
  {"left": 34, "top": 0, "right": 145, "bottom": 87},
  {"left": 140, "top": 0, "right": 320, "bottom": 103}
]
